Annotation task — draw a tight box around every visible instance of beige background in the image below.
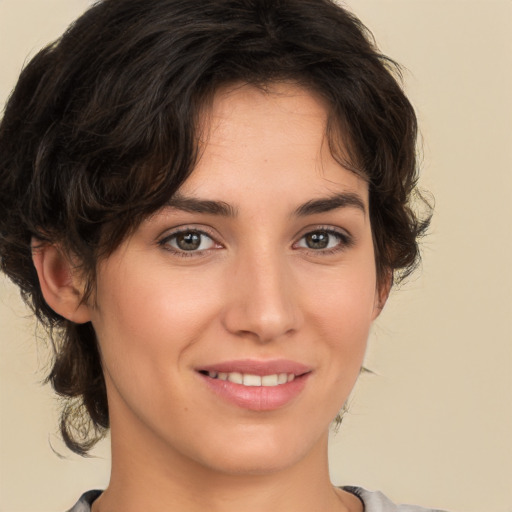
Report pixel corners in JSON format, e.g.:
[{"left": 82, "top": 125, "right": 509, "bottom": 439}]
[{"left": 1, "top": 1, "right": 511, "bottom": 511}]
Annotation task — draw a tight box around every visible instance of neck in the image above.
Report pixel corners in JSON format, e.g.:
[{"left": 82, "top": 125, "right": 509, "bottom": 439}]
[{"left": 94, "top": 422, "right": 359, "bottom": 512}]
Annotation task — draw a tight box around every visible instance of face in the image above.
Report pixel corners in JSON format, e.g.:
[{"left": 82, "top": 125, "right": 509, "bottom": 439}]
[{"left": 87, "top": 83, "right": 384, "bottom": 476}]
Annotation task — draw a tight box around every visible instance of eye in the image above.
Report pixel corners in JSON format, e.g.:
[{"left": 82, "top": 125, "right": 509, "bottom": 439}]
[
  {"left": 161, "top": 229, "right": 218, "bottom": 253},
  {"left": 295, "top": 229, "right": 351, "bottom": 252}
]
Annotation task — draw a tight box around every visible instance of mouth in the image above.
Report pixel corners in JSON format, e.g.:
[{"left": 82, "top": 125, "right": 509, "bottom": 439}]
[
  {"left": 198, "top": 370, "right": 297, "bottom": 387},
  {"left": 196, "top": 359, "right": 312, "bottom": 411}
]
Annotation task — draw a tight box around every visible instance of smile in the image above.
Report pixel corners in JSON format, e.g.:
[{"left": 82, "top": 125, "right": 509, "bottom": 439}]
[
  {"left": 197, "top": 359, "right": 311, "bottom": 411},
  {"left": 202, "top": 371, "right": 296, "bottom": 387}
]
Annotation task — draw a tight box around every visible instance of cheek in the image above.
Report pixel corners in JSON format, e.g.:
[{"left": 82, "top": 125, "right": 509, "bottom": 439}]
[
  {"left": 302, "top": 258, "right": 378, "bottom": 333},
  {"left": 299, "top": 254, "right": 377, "bottom": 379},
  {"left": 295, "top": 270, "right": 375, "bottom": 424},
  {"left": 91, "top": 261, "right": 226, "bottom": 368}
]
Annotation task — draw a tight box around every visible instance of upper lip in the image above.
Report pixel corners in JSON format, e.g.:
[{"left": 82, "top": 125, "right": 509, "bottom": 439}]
[{"left": 197, "top": 359, "right": 312, "bottom": 376}]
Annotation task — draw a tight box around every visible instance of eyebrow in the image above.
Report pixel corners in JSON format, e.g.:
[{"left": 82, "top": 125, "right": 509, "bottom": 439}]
[
  {"left": 166, "top": 191, "right": 366, "bottom": 217},
  {"left": 166, "top": 194, "right": 238, "bottom": 217},
  {"left": 293, "top": 192, "right": 366, "bottom": 217}
]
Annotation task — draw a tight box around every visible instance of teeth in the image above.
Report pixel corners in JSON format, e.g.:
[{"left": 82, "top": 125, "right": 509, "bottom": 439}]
[
  {"left": 227, "top": 372, "right": 243, "bottom": 384},
  {"left": 261, "top": 374, "right": 278, "bottom": 386},
  {"left": 205, "top": 371, "right": 296, "bottom": 387},
  {"left": 243, "top": 374, "right": 261, "bottom": 386}
]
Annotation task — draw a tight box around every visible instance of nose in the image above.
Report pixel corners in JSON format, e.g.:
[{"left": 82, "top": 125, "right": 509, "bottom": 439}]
[{"left": 221, "top": 249, "right": 302, "bottom": 343}]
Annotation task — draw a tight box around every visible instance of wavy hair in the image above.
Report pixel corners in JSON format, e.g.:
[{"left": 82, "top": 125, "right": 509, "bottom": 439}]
[{"left": 0, "top": 0, "right": 431, "bottom": 454}]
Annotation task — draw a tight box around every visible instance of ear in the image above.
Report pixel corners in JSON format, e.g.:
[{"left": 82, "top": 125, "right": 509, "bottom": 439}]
[
  {"left": 31, "top": 240, "right": 92, "bottom": 324},
  {"left": 371, "top": 270, "right": 392, "bottom": 321}
]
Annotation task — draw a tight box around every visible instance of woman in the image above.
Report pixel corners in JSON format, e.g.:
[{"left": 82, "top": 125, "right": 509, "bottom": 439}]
[{"left": 0, "top": 1, "right": 436, "bottom": 510}]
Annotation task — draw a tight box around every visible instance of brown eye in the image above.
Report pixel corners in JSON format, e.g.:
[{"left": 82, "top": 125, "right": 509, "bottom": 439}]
[
  {"left": 164, "top": 230, "right": 216, "bottom": 252},
  {"left": 176, "top": 232, "right": 201, "bottom": 250},
  {"left": 296, "top": 229, "right": 350, "bottom": 252},
  {"left": 304, "top": 231, "right": 330, "bottom": 249}
]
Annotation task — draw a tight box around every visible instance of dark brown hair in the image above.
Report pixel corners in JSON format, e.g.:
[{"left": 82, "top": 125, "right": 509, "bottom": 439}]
[{"left": 0, "top": 0, "right": 430, "bottom": 454}]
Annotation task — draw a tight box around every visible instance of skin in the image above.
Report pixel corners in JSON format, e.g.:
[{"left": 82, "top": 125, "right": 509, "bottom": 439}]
[{"left": 34, "top": 82, "right": 388, "bottom": 512}]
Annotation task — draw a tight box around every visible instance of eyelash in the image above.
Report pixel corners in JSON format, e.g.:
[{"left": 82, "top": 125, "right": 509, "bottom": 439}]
[
  {"left": 293, "top": 227, "right": 354, "bottom": 256},
  {"left": 159, "top": 228, "right": 220, "bottom": 258},
  {"left": 158, "top": 226, "right": 353, "bottom": 258}
]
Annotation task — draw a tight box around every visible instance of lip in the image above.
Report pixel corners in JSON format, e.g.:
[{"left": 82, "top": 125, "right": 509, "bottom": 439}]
[
  {"left": 198, "top": 358, "right": 311, "bottom": 376},
  {"left": 196, "top": 359, "right": 312, "bottom": 411}
]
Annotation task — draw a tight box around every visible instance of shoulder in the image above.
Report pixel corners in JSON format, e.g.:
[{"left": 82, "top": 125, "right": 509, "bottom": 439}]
[
  {"left": 342, "top": 486, "right": 448, "bottom": 512},
  {"left": 66, "top": 490, "right": 102, "bottom": 512},
  {"left": 67, "top": 488, "right": 447, "bottom": 512}
]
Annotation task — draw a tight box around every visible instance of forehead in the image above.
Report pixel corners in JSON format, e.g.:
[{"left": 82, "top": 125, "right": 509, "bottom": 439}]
[{"left": 185, "top": 82, "right": 369, "bottom": 208}]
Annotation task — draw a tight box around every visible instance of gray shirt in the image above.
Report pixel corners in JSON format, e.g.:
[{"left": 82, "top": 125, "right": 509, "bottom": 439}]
[{"left": 67, "top": 488, "right": 447, "bottom": 511}]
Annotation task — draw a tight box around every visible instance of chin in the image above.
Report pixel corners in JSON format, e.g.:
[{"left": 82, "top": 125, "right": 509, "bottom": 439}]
[
  {"left": 200, "top": 450, "right": 302, "bottom": 477},
  {"left": 189, "top": 422, "right": 327, "bottom": 477}
]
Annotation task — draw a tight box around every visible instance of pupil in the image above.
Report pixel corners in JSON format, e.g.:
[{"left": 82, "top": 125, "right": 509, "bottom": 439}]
[
  {"left": 306, "top": 231, "right": 329, "bottom": 249},
  {"left": 177, "top": 232, "right": 201, "bottom": 250}
]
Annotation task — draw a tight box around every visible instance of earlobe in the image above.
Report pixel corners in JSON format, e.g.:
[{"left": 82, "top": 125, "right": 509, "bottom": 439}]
[
  {"left": 372, "top": 271, "right": 392, "bottom": 320},
  {"left": 31, "top": 240, "right": 92, "bottom": 324}
]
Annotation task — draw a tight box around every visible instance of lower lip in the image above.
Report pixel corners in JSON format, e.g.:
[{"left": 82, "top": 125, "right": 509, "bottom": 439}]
[{"left": 199, "top": 373, "right": 310, "bottom": 411}]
